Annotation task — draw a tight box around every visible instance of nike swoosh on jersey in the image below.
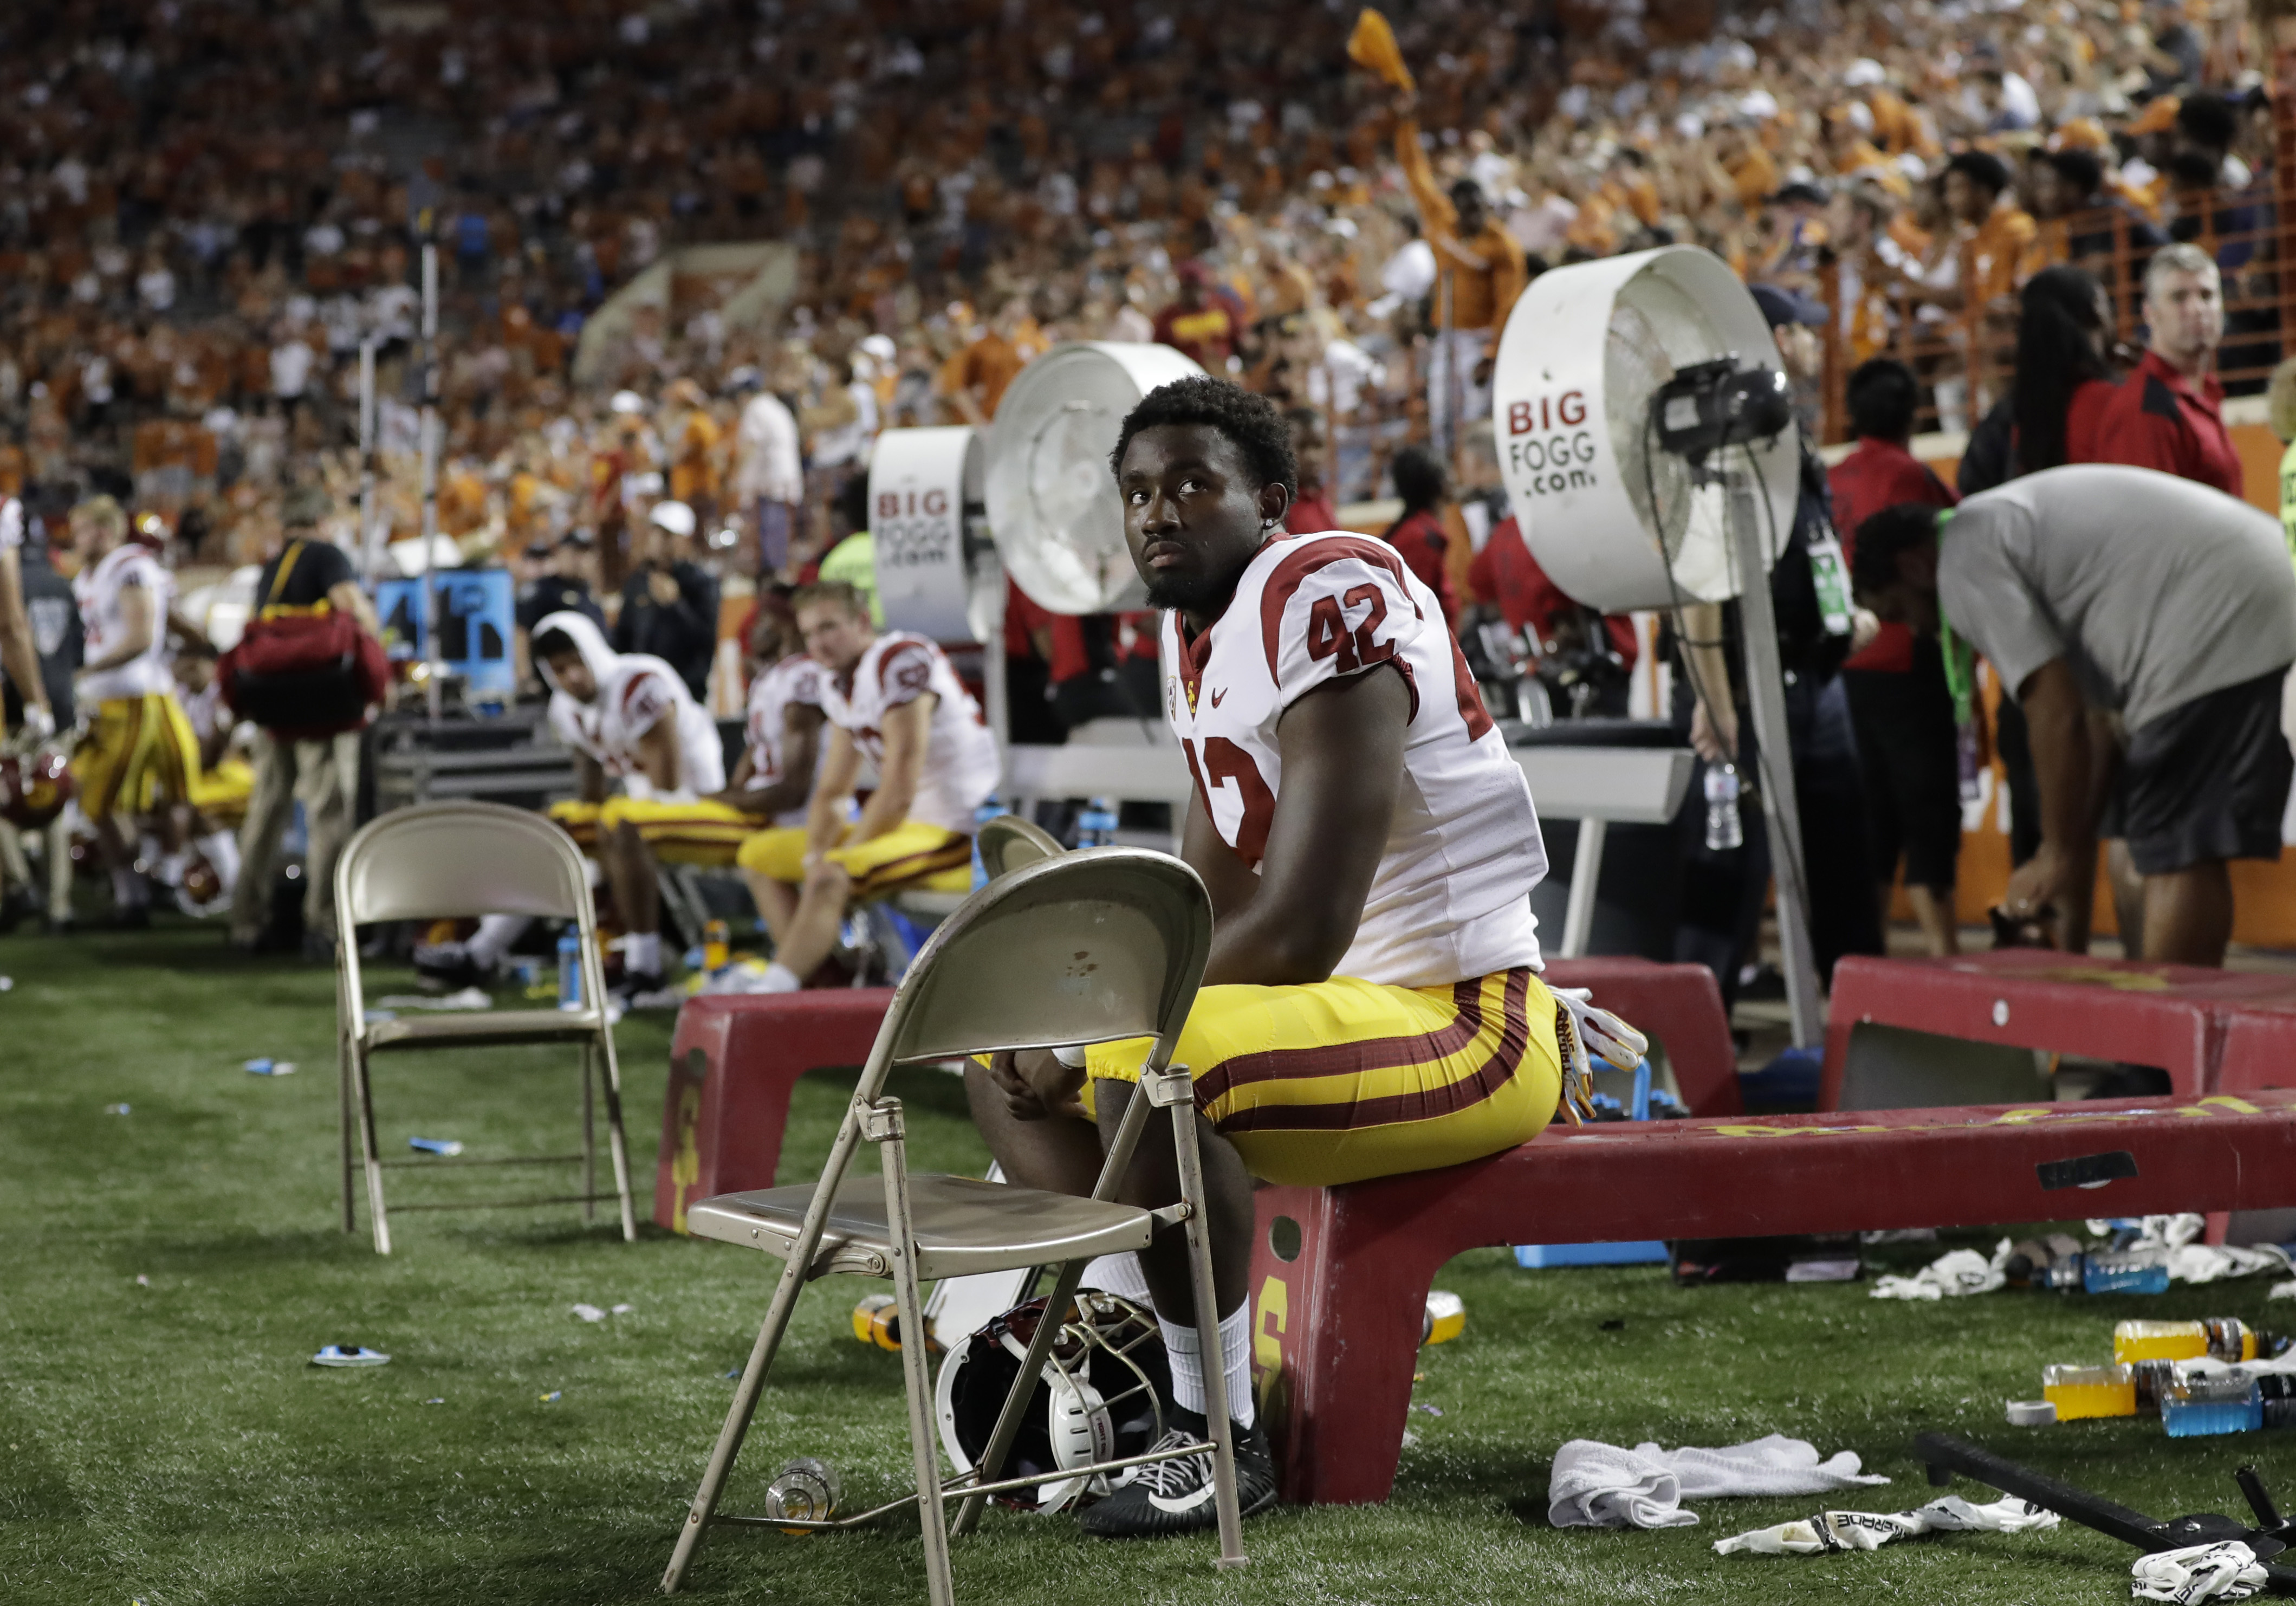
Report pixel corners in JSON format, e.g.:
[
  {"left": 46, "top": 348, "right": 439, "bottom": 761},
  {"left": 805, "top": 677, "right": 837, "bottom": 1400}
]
[
  {"left": 1147, "top": 1478, "right": 1221, "bottom": 1516},
  {"left": 1209, "top": 688, "right": 1227, "bottom": 707}
]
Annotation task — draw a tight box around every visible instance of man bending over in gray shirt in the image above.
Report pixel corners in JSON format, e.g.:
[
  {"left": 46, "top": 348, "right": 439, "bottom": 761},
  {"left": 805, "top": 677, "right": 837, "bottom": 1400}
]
[{"left": 1852, "top": 463, "right": 2296, "bottom": 967}]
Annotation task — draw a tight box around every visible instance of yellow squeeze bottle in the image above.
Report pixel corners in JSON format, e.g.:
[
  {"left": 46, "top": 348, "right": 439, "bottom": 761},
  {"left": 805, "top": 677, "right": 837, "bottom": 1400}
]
[{"left": 2042, "top": 1363, "right": 2137, "bottom": 1420}]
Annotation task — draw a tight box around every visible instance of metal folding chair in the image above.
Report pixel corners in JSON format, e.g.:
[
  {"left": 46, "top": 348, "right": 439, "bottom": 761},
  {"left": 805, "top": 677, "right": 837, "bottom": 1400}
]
[
  {"left": 661, "top": 849, "right": 1246, "bottom": 1603},
  {"left": 333, "top": 799, "right": 637, "bottom": 1254}
]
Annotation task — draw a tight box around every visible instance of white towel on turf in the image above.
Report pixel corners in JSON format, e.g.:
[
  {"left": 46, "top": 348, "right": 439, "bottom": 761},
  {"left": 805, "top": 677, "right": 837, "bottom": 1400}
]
[
  {"left": 1549, "top": 1435, "right": 1889, "bottom": 1529},
  {"left": 1870, "top": 1245, "right": 2008, "bottom": 1300},
  {"left": 1548, "top": 1440, "right": 1694, "bottom": 1529}
]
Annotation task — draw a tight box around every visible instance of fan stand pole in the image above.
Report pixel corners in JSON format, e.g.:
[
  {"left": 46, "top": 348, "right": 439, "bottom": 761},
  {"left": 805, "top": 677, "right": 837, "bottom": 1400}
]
[{"left": 1725, "top": 469, "right": 1826, "bottom": 1048}]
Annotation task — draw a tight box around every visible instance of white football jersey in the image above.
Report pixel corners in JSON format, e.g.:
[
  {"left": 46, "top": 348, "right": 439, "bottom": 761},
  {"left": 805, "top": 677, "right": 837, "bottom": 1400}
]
[
  {"left": 76, "top": 543, "right": 178, "bottom": 703},
  {"left": 1163, "top": 530, "right": 1546, "bottom": 988},
  {"left": 819, "top": 631, "right": 1000, "bottom": 833},
  {"left": 0, "top": 496, "right": 20, "bottom": 552},
  {"left": 548, "top": 654, "right": 727, "bottom": 801},
  {"left": 742, "top": 651, "right": 827, "bottom": 826}
]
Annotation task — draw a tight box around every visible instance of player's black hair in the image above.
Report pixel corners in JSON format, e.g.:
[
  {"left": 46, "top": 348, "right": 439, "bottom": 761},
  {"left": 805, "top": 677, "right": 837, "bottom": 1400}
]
[
  {"left": 1849, "top": 503, "right": 1946, "bottom": 599},
  {"left": 2014, "top": 265, "right": 2112, "bottom": 474},
  {"left": 1390, "top": 444, "right": 1448, "bottom": 513},
  {"left": 1109, "top": 375, "right": 1299, "bottom": 496},
  {"left": 531, "top": 626, "right": 580, "bottom": 661},
  {"left": 835, "top": 471, "right": 870, "bottom": 533},
  {"left": 1845, "top": 358, "right": 1921, "bottom": 441},
  {"left": 2176, "top": 93, "right": 2238, "bottom": 153},
  {"left": 1945, "top": 150, "right": 2012, "bottom": 197},
  {"left": 2046, "top": 148, "right": 2104, "bottom": 199}
]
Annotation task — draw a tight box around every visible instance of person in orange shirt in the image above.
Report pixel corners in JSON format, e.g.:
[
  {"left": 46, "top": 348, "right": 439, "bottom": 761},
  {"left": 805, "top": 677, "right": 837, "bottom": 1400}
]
[
  {"left": 1943, "top": 151, "right": 2037, "bottom": 313},
  {"left": 664, "top": 378, "right": 723, "bottom": 520},
  {"left": 941, "top": 296, "right": 1040, "bottom": 426},
  {"left": 1391, "top": 89, "right": 1526, "bottom": 458}
]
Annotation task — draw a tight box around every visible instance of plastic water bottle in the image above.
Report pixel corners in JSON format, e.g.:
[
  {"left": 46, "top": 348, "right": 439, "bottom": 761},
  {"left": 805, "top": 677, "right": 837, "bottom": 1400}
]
[
  {"left": 1078, "top": 796, "right": 1119, "bottom": 849},
  {"left": 1703, "top": 763, "right": 1743, "bottom": 853},
  {"left": 557, "top": 931, "right": 582, "bottom": 1011}
]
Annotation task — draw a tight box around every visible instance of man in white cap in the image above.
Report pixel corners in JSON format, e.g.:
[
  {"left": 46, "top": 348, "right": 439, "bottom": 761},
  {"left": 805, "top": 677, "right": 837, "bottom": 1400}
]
[{"left": 613, "top": 498, "right": 719, "bottom": 702}]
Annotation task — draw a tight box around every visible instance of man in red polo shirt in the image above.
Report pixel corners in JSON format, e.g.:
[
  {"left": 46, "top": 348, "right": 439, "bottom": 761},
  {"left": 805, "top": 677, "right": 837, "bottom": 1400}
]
[
  {"left": 2071, "top": 242, "right": 2241, "bottom": 497},
  {"left": 1828, "top": 357, "right": 1962, "bottom": 956},
  {"left": 2067, "top": 240, "right": 2241, "bottom": 956}
]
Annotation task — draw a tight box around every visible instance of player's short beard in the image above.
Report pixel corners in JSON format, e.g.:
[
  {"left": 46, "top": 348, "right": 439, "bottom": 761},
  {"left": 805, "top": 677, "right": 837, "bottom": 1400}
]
[{"left": 1141, "top": 567, "right": 1230, "bottom": 614}]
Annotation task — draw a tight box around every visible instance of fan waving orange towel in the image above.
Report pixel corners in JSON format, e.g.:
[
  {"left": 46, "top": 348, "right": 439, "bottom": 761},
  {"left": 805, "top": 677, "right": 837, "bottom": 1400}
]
[{"left": 1347, "top": 8, "right": 1415, "bottom": 92}]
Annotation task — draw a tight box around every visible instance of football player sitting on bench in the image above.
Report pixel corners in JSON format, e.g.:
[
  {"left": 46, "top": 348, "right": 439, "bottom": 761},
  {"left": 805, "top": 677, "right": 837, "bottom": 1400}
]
[{"left": 969, "top": 378, "right": 1644, "bottom": 1537}]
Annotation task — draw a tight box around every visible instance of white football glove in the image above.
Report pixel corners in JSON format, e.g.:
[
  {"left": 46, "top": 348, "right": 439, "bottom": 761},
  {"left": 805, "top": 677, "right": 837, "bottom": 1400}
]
[{"left": 1551, "top": 986, "right": 1650, "bottom": 1125}]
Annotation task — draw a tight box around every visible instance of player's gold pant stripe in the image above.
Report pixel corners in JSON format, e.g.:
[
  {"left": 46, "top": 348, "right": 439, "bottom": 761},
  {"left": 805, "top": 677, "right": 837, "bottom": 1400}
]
[
  {"left": 846, "top": 837, "right": 973, "bottom": 897},
  {"left": 1209, "top": 968, "right": 1535, "bottom": 1134},
  {"left": 1080, "top": 968, "right": 1562, "bottom": 1188}
]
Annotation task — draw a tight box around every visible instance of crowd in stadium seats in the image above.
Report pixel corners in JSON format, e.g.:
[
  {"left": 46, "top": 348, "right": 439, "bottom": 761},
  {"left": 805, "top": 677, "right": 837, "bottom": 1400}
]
[{"left": 0, "top": 0, "right": 2269, "bottom": 570}]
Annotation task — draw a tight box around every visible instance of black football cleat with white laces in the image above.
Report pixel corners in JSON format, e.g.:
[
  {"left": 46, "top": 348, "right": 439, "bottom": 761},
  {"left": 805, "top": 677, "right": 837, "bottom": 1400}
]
[{"left": 1077, "top": 1407, "right": 1277, "bottom": 1539}]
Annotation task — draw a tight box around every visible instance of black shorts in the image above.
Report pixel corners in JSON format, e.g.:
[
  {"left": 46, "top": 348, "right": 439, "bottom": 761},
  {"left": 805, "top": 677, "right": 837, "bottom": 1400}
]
[
  {"left": 1844, "top": 652, "right": 1962, "bottom": 891},
  {"left": 2111, "top": 668, "right": 2294, "bottom": 876}
]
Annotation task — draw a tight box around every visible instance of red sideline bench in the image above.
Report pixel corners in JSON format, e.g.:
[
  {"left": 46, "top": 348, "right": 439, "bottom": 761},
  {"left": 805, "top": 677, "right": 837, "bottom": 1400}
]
[
  {"left": 1246, "top": 1090, "right": 2296, "bottom": 1504},
  {"left": 1819, "top": 952, "right": 2296, "bottom": 1110},
  {"left": 653, "top": 957, "right": 1742, "bottom": 1232}
]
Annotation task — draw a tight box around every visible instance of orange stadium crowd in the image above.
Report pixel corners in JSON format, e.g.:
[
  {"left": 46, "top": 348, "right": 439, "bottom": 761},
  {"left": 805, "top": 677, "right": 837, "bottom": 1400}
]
[{"left": 0, "top": 0, "right": 2274, "bottom": 582}]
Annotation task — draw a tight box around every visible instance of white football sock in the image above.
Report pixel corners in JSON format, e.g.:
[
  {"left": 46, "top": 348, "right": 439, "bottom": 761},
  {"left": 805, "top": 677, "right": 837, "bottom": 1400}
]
[
  {"left": 154, "top": 851, "right": 187, "bottom": 888},
  {"left": 1159, "top": 1317, "right": 1205, "bottom": 1418},
  {"left": 1081, "top": 1252, "right": 1153, "bottom": 1306},
  {"left": 112, "top": 867, "right": 149, "bottom": 908},
  {"left": 198, "top": 830, "right": 239, "bottom": 891},
  {"left": 1216, "top": 1303, "right": 1255, "bottom": 1429},
  {"left": 1159, "top": 1305, "right": 1253, "bottom": 1429},
  {"left": 625, "top": 931, "right": 661, "bottom": 975},
  {"left": 761, "top": 961, "right": 801, "bottom": 993},
  {"left": 466, "top": 914, "right": 530, "bottom": 966}
]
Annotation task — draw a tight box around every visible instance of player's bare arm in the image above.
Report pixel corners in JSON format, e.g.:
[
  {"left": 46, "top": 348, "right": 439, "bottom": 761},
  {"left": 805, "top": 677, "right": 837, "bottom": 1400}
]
[
  {"left": 849, "top": 694, "right": 932, "bottom": 843},
  {"left": 0, "top": 549, "right": 52, "bottom": 724},
  {"left": 2004, "top": 656, "right": 2118, "bottom": 950},
  {"left": 712, "top": 704, "right": 823, "bottom": 817},
  {"left": 801, "top": 724, "right": 861, "bottom": 862},
  {"left": 573, "top": 749, "right": 608, "bottom": 806},
  {"left": 81, "top": 582, "right": 155, "bottom": 677},
  {"left": 1199, "top": 665, "right": 1408, "bottom": 986},
  {"left": 632, "top": 711, "right": 682, "bottom": 794}
]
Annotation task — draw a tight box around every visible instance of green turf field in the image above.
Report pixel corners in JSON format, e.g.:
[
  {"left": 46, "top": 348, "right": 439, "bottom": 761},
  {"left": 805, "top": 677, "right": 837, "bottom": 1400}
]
[{"left": 7, "top": 918, "right": 2294, "bottom": 1605}]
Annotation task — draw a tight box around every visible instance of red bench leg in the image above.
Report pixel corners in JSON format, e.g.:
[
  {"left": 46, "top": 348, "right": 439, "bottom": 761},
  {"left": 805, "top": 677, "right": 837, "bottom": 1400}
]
[{"left": 1249, "top": 1182, "right": 1448, "bottom": 1504}]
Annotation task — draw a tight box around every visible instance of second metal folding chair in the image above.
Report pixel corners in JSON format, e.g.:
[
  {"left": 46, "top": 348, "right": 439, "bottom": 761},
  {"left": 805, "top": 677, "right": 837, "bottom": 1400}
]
[
  {"left": 660, "top": 847, "right": 1246, "bottom": 1604},
  {"left": 334, "top": 800, "right": 637, "bottom": 1254}
]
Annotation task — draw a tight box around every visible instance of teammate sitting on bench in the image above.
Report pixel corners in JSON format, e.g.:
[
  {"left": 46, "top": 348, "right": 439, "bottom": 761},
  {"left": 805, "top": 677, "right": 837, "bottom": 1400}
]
[
  {"left": 720, "top": 593, "right": 828, "bottom": 951},
  {"left": 533, "top": 610, "right": 730, "bottom": 1002},
  {"left": 966, "top": 377, "right": 1645, "bottom": 1538},
  {"left": 740, "top": 580, "right": 999, "bottom": 993}
]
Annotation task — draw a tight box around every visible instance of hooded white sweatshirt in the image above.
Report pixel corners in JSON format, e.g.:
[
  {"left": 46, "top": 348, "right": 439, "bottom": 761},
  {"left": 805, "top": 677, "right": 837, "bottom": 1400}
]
[{"left": 534, "top": 610, "right": 725, "bottom": 800}]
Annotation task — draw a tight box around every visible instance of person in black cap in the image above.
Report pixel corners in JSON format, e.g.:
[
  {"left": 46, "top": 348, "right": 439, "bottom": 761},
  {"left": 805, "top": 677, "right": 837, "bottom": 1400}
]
[
  {"left": 514, "top": 529, "right": 604, "bottom": 694},
  {"left": 1663, "top": 283, "right": 1884, "bottom": 1008}
]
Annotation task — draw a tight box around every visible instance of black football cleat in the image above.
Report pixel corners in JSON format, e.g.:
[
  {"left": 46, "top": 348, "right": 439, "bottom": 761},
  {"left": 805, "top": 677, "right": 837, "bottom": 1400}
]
[{"left": 1077, "top": 1407, "right": 1277, "bottom": 1539}]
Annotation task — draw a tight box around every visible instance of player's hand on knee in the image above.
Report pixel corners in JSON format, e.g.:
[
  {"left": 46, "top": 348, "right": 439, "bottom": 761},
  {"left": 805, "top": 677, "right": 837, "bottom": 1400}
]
[
  {"left": 801, "top": 858, "right": 850, "bottom": 899},
  {"left": 993, "top": 1048, "right": 1085, "bottom": 1121}
]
